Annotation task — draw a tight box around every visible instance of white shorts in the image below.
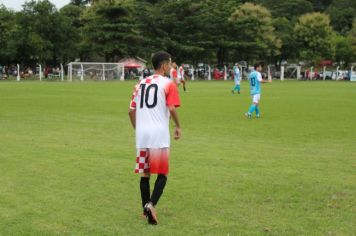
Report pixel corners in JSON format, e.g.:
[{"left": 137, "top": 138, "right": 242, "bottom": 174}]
[
  {"left": 252, "top": 94, "right": 261, "bottom": 104},
  {"left": 234, "top": 80, "right": 241, "bottom": 85}
]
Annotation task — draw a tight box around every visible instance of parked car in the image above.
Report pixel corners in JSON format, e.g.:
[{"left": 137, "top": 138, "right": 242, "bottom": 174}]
[
  {"left": 273, "top": 71, "right": 281, "bottom": 79},
  {"left": 196, "top": 63, "right": 210, "bottom": 80},
  {"left": 318, "top": 71, "right": 332, "bottom": 80},
  {"left": 332, "top": 70, "right": 348, "bottom": 80}
]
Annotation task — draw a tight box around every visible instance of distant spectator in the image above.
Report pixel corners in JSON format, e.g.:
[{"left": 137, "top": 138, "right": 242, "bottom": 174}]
[
  {"left": 213, "top": 67, "right": 220, "bottom": 80},
  {"left": 27, "top": 68, "right": 33, "bottom": 76},
  {"left": 130, "top": 70, "right": 135, "bottom": 79},
  {"left": 44, "top": 67, "right": 50, "bottom": 78},
  {"left": 143, "top": 68, "right": 150, "bottom": 78},
  {"left": 124, "top": 68, "right": 129, "bottom": 79},
  {"left": 1, "top": 65, "right": 8, "bottom": 79},
  {"left": 314, "top": 69, "right": 318, "bottom": 80}
]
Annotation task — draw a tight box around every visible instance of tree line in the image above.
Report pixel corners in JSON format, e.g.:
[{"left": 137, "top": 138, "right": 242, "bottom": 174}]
[{"left": 0, "top": 0, "right": 355, "bottom": 68}]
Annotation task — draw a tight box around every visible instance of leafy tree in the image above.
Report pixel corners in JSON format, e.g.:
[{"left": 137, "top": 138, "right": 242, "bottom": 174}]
[
  {"left": 134, "top": 0, "right": 237, "bottom": 64},
  {"left": 272, "top": 17, "right": 298, "bottom": 67},
  {"left": 59, "top": 4, "right": 85, "bottom": 62},
  {"left": 229, "top": 2, "right": 281, "bottom": 63},
  {"left": 7, "top": 0, "right": 52, "bottom": 65},
  {"left": 307, "top": 0, "right": 333, "bottom": 11},
  {"left": 198, "top": 0, "right": 244, "bottom": 64},
  {"left": 347, "top": 19, "right": 356, "bottom": 62},
  {"left": 294, "top": 12, "right": 334, "bottom": 63},
  {"left": 156, "top": 0, "right": 216, "bottom": 63},
  {"left": 331, "top": 34, "right": 354, "bottom": 67},
  {"left": 0, "top": 6, "right": 16, "bottom": 64},
  {"left": 259, "top": 0, "right": 314, "bottom": 20},
  {"left": 326, "top": 0, "right": 356, "bottom": 34},
  {"left": 132, "top": 0, "right": 173, "bottom": 60},
  {"left": 82, "top": 0, "right": 144, "bottom": 61},
  {"left": 1, "top": 0, "right": 353, "bottom": 67},
  {"left": 3, "top": 0, "right": 82, "bottom": 65}
]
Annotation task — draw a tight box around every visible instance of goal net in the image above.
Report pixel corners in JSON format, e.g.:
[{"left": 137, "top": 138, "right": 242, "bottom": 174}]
[{"left": 67, "top": 62, "right": 124, "bottom": 81}]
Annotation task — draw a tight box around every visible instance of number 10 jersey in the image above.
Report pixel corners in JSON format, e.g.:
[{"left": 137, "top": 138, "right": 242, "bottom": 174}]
[{"left": 129, "top": 74, "right": 181, "bottom": 149}]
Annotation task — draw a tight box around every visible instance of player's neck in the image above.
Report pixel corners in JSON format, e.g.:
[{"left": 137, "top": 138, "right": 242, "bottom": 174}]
[{"left": 154, "top": 69, "right": 166, "bottom": 77}]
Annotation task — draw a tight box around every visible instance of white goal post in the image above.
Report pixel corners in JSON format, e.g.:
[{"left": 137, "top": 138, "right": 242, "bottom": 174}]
[{"left": 67, "top": 62, "right": 125, "bottom": 81}]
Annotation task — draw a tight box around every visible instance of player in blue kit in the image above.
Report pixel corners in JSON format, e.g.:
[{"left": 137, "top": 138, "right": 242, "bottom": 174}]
[
  {"left": 231, "top": 63, "right": 241, "bottom": 94},
  {"left": 245, "top": 62, "right": 271, "bottom": 118}
]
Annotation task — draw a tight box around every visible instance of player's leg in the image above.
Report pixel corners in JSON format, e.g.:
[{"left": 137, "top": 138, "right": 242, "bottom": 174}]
[
  {"left": 150, "top": 174, "right": 167, "bottom": 206},
  {"left": 255, "top": 104, "right": 260, "bottom": 118},
  {"left": 149, "top": 148, "right": 169, "bottom": 206},
  {"left": 144, "top": 148, "right": 170, "bottom": 225},
  {"left": 246, "top": 95, "right": 255, "bottom": 118},
  {"left": 135, "top": 149, "right": 151, "bottom": 218},
  {"left": 140, "top": 172, "right": 151, "bottom": 213},
  {"left": 246, "top": 94, "right": 260, "bottom": 118},
  {"left": 254, "top": 95, "right": 261, "bottom": 118},
  {"left": 175, "top": 77, "right": 180, "bottom": 86},
  {"left": 144, "top": 173, "right": 167, "bottom": 225},
  {"left": 237, "top": 84, "right": 241, "bottom": 94},
  {"left": 232, "top": 84, "right": 237, "bottom": 93},
  {"left": 246, "top": 104, "right": 255, "bottom": 118},
  {"left": 182, "top": 80, "right": 186, "bottom": 92}
]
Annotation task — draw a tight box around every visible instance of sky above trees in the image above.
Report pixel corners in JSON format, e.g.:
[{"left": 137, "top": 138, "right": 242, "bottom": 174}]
[{"left": 0, "top": 0, "right": 70, "bottom": 11}]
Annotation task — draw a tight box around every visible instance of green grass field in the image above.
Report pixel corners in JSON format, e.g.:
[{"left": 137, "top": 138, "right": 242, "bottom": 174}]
[{"left": 0, "top": 80, "right": 355, "bottom": 235}]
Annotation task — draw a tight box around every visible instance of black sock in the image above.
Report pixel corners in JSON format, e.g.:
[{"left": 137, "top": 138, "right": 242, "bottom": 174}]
[
  {"left": 150, "top": 174, "right": 167, "bottom": 206},
  {"left": 140, "top": 177, "right": 150, "bottom": 209}
]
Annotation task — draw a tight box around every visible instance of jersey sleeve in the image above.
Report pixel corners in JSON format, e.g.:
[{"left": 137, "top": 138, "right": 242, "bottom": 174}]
[
  {"left": 257, "top": 72, "right": 263, "bottom": 82},
  {"left": 165, "top": 81, "right": 180, "bottom": 107},
  {"left": 129, "top": 83, "right": 140, "bottom": 110}
]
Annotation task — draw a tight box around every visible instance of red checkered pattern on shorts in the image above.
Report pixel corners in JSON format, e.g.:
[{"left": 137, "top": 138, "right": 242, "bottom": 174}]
[{"left": 134, "top": 149, "right": 150, "bottom": 173}]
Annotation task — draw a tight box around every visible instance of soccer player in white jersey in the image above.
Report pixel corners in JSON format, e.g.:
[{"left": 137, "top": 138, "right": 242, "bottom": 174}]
[
  {"left": 170, "top": 62, "right": 179, "bottom": 85},
  {"left": 178, "top": 64, "right": 187, "bottom": 92},
  {"left": 245, "top": 62, "right": 271, "bottom": 118},
  {"left": 231, "top": 63, "right": 241, "bottom": 94},
  {"left": 129, "top": 51, "right": 181, "bottom": 225}
]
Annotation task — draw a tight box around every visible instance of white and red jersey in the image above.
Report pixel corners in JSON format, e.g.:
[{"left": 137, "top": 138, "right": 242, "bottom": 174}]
[
  {"left": 178, "top": 66, "right": 185, "bottom": 81},
  {"left": 129, "top": 74, "right": 180, "bottom": 149},
  {"left": 170, "top": 68, "right": 179, "bottom": 84}
]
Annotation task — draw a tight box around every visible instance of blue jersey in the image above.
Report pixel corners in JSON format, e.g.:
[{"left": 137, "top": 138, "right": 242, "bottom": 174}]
[
  {"left": 233, "top": 66, "right": 240, "bottom": 82},
  {"left": 249, "top": 71, "right": 262, "bottom": 95}
]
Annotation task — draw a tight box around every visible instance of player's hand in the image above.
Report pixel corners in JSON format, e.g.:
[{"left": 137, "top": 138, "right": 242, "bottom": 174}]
[{"left": 174, "top": 127, "right": 182, "bottom": 140}]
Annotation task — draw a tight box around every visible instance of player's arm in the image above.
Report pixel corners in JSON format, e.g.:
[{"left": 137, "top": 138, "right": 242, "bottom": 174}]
[
  {"left": 128, "top": 83, "right": 140, "bottom": 129},
  {"left": 261, "top": 77, "right": 272, "bottom": 83},
  {"left": 168, "top": 106, "right": 181, "bottom": 140},
  {"left": 128, "top": 108, "right": 136, "bottom": 129},
  {"left": 166, "top": 82, "right": 182, "bottom": 139},
  {"left": 258, "top": 73, "right": 272, "bottom": 83}
]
